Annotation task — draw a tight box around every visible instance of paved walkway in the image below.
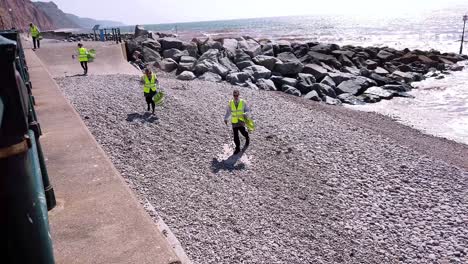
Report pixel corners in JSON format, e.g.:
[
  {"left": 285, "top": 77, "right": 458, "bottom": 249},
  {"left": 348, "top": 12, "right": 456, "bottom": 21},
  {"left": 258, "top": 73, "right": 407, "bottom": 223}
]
[{"left": 25, "top": 47, "right": 185, "bottom": 264}]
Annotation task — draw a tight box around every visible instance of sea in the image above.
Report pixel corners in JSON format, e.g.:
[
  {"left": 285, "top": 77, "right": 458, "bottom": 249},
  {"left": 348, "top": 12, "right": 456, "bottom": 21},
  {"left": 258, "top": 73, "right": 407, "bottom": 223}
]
[{"left": 121, "top": 5, "right": 468, "bottom": 145}]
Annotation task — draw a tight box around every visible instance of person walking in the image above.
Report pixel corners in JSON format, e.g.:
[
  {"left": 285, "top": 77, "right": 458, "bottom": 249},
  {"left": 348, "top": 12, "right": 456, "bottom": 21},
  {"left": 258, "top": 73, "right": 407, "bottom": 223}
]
[
  {"left": 75, "top": 43, "right": 89, "bottom": 75},
  {"left": 29, "top": 23, "right": 40, "bottom": 50},
  {"left": 140, "top": 68, "right": 158, "bottom": 114},
  {"left": 224, "top": 89, "right": 250, "bottom": 154}
]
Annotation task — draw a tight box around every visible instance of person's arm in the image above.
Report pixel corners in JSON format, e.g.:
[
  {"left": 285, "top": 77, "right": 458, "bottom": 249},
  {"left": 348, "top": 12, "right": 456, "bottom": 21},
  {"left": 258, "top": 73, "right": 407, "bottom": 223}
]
[
  {"left": 224, "top": 105, "right": 231, "bottom": 125},
  {"left": 243, "top": 101, "right": 251, "bottom": 119},
  {"left": 139, "top": 76, "right": 145, "bottom": 85}
]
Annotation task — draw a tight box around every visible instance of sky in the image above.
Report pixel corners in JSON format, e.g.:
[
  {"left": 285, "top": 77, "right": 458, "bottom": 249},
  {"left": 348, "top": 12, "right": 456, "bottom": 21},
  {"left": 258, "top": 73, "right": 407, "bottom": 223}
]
[{"left": 35, "top": 0, "right": 468, "bottom": 25}]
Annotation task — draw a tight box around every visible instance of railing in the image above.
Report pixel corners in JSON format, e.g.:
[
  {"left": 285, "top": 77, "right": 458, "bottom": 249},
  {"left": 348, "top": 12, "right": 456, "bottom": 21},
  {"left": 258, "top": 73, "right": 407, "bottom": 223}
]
[{"left": 0, "top": 30, "right": 56, "bottom": 264}]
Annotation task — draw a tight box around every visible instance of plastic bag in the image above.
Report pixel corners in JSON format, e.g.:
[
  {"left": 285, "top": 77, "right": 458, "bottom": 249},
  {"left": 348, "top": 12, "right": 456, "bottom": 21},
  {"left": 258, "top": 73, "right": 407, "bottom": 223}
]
[
  {"left": 87, "top": 49, "right": 96, "bottom": 62},
  {"left": 153, "top": 90, "right": 165, "bottom": 106},
  {"left": 245, "top": 118, "right": 255, "bottom": 132}
]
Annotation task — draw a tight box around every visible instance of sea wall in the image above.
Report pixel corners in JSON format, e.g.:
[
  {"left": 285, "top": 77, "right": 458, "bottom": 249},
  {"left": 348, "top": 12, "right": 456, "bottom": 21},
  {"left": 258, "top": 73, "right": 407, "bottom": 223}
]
[{"left": 125, "top": 25, "right": 468, "bottom": 105}]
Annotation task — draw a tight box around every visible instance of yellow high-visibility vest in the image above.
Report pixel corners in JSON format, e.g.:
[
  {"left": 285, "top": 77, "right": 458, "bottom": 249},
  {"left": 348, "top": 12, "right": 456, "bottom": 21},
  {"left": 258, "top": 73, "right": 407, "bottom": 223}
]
[
  {"left": 78, "top": 47, "right": 88, "bottom": 62},
  {"left": 30, "top": 25, "right": 39, "bottom": 37},
  {"left": 143, "top": 73, "right": 157, "bottom": 93},
  {"left": 230, "top": 99, "right": 245, "bottom": 124}
]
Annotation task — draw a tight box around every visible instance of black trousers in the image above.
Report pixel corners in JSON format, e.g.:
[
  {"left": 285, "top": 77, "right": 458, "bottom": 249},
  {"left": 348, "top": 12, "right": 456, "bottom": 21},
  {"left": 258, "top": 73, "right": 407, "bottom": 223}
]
[
  {"left": 80, "top": 61, "right": 88, "bottom": 74},
  {"left": 233, "top": 126, "right": 249, "bottom": 150},
  {"left": 32, "top": 37, "right": 40, "bottom": 49},
  {"left": 145, "top": 91, "right": 156, "bottom": 112}
]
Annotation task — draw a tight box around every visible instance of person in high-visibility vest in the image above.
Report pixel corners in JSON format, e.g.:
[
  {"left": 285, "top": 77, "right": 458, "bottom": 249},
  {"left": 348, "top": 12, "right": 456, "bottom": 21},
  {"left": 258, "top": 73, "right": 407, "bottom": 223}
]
[
  {"left": 140, "top": 68, "right": 158, "bottom": 114},
  {"left": 29, "top": 23, "right": 40, "bottom": 50},
  {"left": 224, "top": 89, "right": 250, "bottom": 154},
  {"left": 76, "top": 43, "right": 89, "bottom": 75}
]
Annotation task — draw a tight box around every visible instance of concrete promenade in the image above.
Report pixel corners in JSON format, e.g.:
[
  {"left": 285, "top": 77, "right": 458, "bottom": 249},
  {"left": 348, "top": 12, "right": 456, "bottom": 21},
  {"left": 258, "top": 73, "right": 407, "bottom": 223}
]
[{"left": 25, "top": 44, "right": 185, "bottom": 264}]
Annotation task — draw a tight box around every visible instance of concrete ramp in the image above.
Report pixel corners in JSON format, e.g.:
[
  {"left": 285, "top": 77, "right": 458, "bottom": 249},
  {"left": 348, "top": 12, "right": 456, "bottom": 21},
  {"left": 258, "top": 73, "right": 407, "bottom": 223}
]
[{"left": 33, "top": 41, "right": 140, "bottom": 78}]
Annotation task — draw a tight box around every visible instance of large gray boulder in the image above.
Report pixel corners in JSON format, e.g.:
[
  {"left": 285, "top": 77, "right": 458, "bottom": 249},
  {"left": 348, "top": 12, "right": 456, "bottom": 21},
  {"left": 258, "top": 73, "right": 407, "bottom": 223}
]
[
  {"left": 277, "top": 52, "right": 300, "bottom": 63},
  {"left": 337, "top": 93, "right": 365, "bottom": 105},
  {"left": 261, "top": 42, "right": 275, "bottom": 56},
  {"left": 382, "top": 84, "right": 412, "bottom": 92},
  {"left": 334, "top": 76, "right": 377, "bottom": 95},
  {"left": 324, "top": 96, "right": 342, "bottom": 105},
  {"left": 200, "top": 38, "right": 223, "bottom": 54},
  {"left": 320, "top": 76, "right": 336, "bottom": 88},
  {"left": 178, "top": 56, "right": 197, "bottom": 71},
  {"left": 338, "top": 55, "right": 355, "bottom": 67},
  {"left": 142, "top": 46, "right": 162, "bottom": 62},
  {"left": 236, "top": 60, "right": 256, "bottom": 70},
  {"left": 377, "top": 50, "right": 395, "bottom": 60},
  {"left": 222, "top": 38, "right": 238, "bottom": 58},
  {"left": 365, "top": 59, "right": 378, "bottom": 70},
  {"left": 256, "top": 79, "right": 277, "bottom": 91},
  {"left": 296, "top": 73, "right": 316, "bottom": 94},
  {"left": 198, "top": 49, "right": 220, "bottom": 62},
  {"left": 306, "top": 51, "right": 342, "bottom": 68},
  {"left": 311, "top": 83, "right": 336, "bottom": 98},
  {"left": 309, "top": 43, "right": 339, "bottom": 54},
  {"left": 245, "top": 81, "right": 259, "bottom": 90},
  {"left": 219, "top": 57, "right": 239, "bottom": 73},
  {"left": 274, "top": 61, "right": 304, "bottom": 76},
  {"left": 271, "top": 76, "right": 297, "bottom": 88},
  {"left": 183, "top": 41, "right": 199, "bottom": 57},
  {"left": 369, "top": 73, "right": 391, "bottom": 86},
  {"left": 160, "top": 37, "right": 184, "bottom": 50},
  {"left": 253, "top": 55, "right": 280, "bottom": 71},
  {"left": 303, "top": 63, "right": 328, "bottom": 81},
  {"left": 226, "top": 72, "right": 252, "bottom": 85},
  {"left": 159, "top": 58, "right": 178, "bottom": 72},
  {"left": 142, "top": 39, "right": 161, "bottom": 52},
  {"left": 277, "top": 40, "right": 292, "bottom": 53},
  {"left": 177, "top": 71, "right": 196, "bottom": 80},
  {"left": 363, "top": 86, "right": 395, "bottom": 100},
  {"left": 304, "top": 90, "right": 321, "bottom": 101},
  {"left": 282, "top": 85, "right": 302, "bottom": 96},
  {"left": 242, "top": 65, "right": 271, "bottom": 81},
  {"left": 374, "top": 67, "right": 390, "bottom": 75},
  {"left": 238, "top": 38, "right": 262, "bottom": 58},
  {"left": 234, "top": 49, "right": 251, "bottom": 63},
  {"left": 390, "top": 71, "right": 415, "bottom": 83},
  {"left": 134, "top": 25, "right": 148, "bottom": 38},
  {"left": 332, "top": 49, "right": 355, "bottom": 58},
  {"left": 326, "top": 72, "right": 355, "bottom": 85},
  {"left": 194, "top": 60, "right": 229, "bottom": 77},
  {"left": 163, "top": 48, "right": 189, "bottom": 62},
  {"left": 198, "top": 72, "right": 222, "bottom": 82}
]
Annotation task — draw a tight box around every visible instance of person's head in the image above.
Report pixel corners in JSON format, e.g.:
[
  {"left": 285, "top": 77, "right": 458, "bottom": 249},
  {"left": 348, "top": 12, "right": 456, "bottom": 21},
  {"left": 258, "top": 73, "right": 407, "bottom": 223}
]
[
  {"left": 144, "top": 68, "right": 152, "bottom": 76},
  {"left": 77, "top": 43, "right": 83, "bottom": 48},
  {"left": 29, "top": 23, "right": 33, "bottom": 27},
  {"left": 233, "top": 89, "right": 240, "bottom": 100}
]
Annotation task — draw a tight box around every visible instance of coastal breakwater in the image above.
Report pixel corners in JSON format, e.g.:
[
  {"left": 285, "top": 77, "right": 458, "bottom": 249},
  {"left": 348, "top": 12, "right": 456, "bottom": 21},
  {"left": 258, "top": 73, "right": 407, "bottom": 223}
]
[{"left": 125, "top": 25, "right": 467, "bottom": 106}]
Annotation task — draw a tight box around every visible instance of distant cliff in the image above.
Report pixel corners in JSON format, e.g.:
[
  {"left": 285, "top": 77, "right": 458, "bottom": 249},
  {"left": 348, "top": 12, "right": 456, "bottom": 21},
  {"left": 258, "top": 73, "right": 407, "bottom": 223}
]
[
  {"left": 33, "top": 1, "right": 125, "bottom": 29},
  {"left": 0, "top": 0, "right": 55, "bottom": 30}
]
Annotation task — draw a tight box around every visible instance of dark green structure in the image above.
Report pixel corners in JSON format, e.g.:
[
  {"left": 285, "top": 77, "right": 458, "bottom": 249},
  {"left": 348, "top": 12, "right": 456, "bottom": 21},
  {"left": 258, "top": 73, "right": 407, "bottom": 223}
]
[{"left": 0, "top": 30, "right": 56, "bottom": 264}]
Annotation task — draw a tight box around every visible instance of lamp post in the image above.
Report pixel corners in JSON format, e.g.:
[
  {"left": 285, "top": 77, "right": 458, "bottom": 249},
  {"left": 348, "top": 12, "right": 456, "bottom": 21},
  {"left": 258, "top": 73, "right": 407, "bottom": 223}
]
[{"left": 460, "top": 15, "right": 468, "bottom": 54}]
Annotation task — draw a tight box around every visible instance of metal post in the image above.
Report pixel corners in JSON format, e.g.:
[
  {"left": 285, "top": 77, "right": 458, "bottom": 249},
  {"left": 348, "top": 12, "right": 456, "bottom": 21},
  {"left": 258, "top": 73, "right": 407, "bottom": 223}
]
[
  {"left": 118, "top": 28, "right": 122, "bottom": 43},
  {"left": 460, "top": 15, "right": 468, "bottom": 54}
]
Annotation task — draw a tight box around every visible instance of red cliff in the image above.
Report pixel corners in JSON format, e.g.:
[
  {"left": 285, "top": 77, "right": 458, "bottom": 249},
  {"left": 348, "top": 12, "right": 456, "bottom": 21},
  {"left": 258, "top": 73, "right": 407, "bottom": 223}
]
[{"left": 0, "top": 0, "right": 56, "bottom": 31}]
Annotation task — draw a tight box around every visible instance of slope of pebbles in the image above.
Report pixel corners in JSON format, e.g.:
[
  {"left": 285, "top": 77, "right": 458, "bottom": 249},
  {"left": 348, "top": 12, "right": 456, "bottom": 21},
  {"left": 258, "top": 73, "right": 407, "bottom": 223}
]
[{"left": 55, "top": 74, "right": 468, "bottom": 264}]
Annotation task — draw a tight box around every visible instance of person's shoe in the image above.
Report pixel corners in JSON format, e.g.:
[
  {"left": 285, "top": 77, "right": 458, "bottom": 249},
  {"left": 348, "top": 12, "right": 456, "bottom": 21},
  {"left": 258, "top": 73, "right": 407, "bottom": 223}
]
[{"left": 233, "top": 148, "right": 240, "bottom": 155}]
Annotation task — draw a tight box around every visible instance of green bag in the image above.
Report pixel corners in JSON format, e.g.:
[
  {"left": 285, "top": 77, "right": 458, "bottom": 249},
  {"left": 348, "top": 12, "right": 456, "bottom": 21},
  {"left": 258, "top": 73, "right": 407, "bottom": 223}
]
[
  {"left": 245, "top": 118, "right": 255, "bottom": 132},
  {"left": 87, "top": 49, "right": 96, "bottom": 62},
  {"left": 153, "top": 91, "right": 164, "bottom": 106}
]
